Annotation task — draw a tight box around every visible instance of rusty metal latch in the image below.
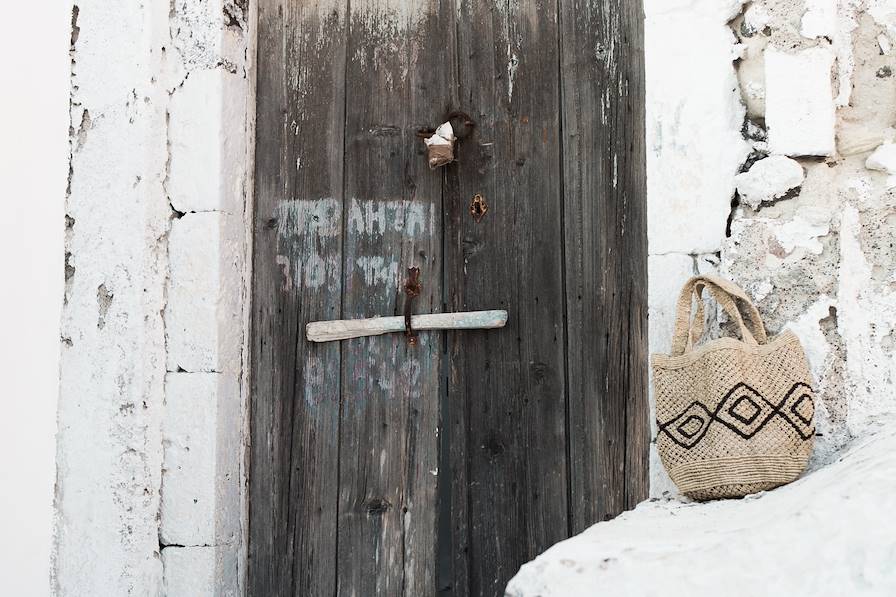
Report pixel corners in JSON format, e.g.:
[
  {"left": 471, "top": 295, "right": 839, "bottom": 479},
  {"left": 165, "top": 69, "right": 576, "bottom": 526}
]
[{"left": 403, "top": 267, "right": 422, "bottom": 345}]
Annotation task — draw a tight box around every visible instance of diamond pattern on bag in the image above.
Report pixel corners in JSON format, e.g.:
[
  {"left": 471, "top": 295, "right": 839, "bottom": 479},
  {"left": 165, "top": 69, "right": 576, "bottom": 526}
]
[
  {"left": 729, "top": 395, "right": 761, "bottom": 424},
  {"left": 778, "top": 382, "right": 815, "bottom": 440},
  {"left": 715, "top": 383, "right": 775, "bottom": 438},
  {"left": 658, "top": 401, "right": 714, "bottom": 448},
  {"left": 677, "top": 414, "right": 705, "bottom": 438},
  {"left": 657, "top": 381, "right": 817, "bottom": 447}
]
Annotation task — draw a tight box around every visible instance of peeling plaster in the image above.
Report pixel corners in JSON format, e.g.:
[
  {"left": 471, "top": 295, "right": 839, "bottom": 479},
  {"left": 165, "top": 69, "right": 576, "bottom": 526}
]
[
  {"left": 648, "top": 0, "right": 896, "bottom": 500},
  {"left": 57, "top": 1, "right": 253, "bottom": 594},
  {"left": 721, "top": 2, "right": 896, "bottom": 471},
  {"left": 734, "top": 155, "right": 805, "bottom": 209},
  {"left": 838, "top": 203, "right": 896, "bottom": 435},
  {"left": 723, "top": 0, "right": 896, "bottom": 465}
]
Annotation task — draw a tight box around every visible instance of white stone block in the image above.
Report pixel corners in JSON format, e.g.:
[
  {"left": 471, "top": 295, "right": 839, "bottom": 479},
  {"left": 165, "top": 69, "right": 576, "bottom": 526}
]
[
  {"left": 161, "top": 373, "right": 215, "bottom": 545},
  {"left": 160, "top": 372, "right": 240, "bottom": 547},
  {"left": 168, "top": 69, "right": 223, "bottom": 213},
  {"left": 166, "top": 212, "right": 221, "bottom": 372},
  {"left": 168, "top": 67, "right": 247, "bottom": 213},
  {"left": 866, "top": 141, "right": 896, "bottom": 176},
  {"left": 162, "top": 544, "right": 239, "bottom": 597},
  {"left": 162, "top": 547, "right": 215, "bottom": 597},
  {"left": 734, "top": 156, "right": 805, "bottom": 209},
  {"left": 801, "top": 0, "right": 837, "bottom": 39},
  {"left": 743, "top": 3, "right": 771, "bottom": 34},
  {"left": 765, "top": 47, "right": 836, "bottom": 156},
  {"left": 646, "top": 14, "right": 751, "bottom": 253}
]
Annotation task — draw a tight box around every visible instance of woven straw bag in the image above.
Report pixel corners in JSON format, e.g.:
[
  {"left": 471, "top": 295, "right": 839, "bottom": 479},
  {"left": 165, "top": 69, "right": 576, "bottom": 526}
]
[{"left": 652, "top": 275, "right": 815, "bottom": 500}]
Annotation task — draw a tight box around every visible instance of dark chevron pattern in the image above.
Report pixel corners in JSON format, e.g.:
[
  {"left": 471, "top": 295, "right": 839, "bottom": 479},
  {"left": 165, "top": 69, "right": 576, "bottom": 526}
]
[{"left": 658, "top": 382, "right": 815, "bottom": 449}]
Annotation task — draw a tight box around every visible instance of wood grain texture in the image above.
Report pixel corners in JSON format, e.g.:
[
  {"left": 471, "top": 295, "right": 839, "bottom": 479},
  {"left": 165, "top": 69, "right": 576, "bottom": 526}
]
[
  {"left": 335, "top": 0, "right": 450, "bottom": 594},
  {"left": 617, "top": 0, "right": 650, "bottom": 517},
  {"left": 249, "top": 0, "right": 647, "bottom": 594},
  {"left": 445, "top": 0, "right": 570, "bottom": 594},
  {"left": 249, "top": 0, "right": 346, "bottom": 595},
  {"left": 559, "top": 0, "right": 649, "bottom": 529}
]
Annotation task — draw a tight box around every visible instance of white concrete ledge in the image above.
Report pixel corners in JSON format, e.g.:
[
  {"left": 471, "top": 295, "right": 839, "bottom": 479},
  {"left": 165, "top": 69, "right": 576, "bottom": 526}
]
[{"left": 506, "top": 425, "right": 896, "bottom": 596}]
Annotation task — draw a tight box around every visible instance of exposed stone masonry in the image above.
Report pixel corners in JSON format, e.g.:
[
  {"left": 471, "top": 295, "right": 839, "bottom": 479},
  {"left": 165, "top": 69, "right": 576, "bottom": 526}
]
[{"left": 649, "top": 0, "right": 896, "bottom": 496}]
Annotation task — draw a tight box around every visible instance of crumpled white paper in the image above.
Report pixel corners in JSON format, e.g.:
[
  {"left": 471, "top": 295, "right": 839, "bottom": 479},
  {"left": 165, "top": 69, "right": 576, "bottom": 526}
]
[{"left": 423, "top": 121, "right": 456, "bottom": 168}]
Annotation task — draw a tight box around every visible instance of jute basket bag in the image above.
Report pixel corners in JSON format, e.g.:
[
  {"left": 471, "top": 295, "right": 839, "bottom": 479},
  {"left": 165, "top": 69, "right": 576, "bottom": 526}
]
[{"left": 652, "top": 275, "right": 815, "bottom": 500}]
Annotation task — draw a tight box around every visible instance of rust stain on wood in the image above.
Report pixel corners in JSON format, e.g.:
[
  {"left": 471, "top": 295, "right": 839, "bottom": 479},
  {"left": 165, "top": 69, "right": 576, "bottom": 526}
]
[
  {"left": 404, "top": 266, "right": 422, "bottom": 345},
  {"left": 470, "top": 193, "right": 488, "bottom": 223}
]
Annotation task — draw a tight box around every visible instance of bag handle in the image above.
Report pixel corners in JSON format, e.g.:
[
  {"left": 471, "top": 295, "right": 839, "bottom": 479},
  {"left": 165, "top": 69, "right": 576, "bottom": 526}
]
[
  {"left": 670, "top": 275, "right": 768, "bottom": 356},
  {"left": 685, "top": 281, "right": 763, "bottom": 351},
  {"left": 698, "top": 276, "right": 767, "bottom": 345}
]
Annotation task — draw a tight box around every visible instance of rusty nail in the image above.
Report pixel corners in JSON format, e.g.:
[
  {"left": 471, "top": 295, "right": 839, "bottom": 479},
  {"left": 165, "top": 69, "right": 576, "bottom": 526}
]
[
  {"left": 470, "top": 193, "right": 488, "bottom": 223},
  {"left": 404, "top": 267, "right": 422, "bottom": 345}
]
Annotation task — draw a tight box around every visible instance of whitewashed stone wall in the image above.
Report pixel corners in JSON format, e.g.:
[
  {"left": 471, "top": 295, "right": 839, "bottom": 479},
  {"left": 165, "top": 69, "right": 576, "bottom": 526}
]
[
  {"left": 647, "top": 0, "right": 896, "bottom": 497},
  {"left": 57, "top": 1, "right": 254, "bottom": 595}
]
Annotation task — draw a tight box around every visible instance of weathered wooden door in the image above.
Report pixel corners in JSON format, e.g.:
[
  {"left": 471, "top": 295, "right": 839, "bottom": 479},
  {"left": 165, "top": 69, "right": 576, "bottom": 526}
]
[{"left": 249, "top": 0, "right": 647, "bottom": 595}]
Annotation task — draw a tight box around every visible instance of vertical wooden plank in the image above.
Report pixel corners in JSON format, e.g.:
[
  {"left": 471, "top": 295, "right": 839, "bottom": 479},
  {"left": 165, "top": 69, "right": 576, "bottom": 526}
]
[
  {"left": 336, "top": 0, "right": 450, "bottom": 594},
  {"left": 617, "top": 0, "right": 650, "bottom": 515},
  {"left": 446, "top": 0, "right": 569, "bottom": 594},
  {"left": 249, "top": 0, "right": 346, "bottom": 595},
  {"left": 607, "top": 2, "right": 650, "bottom": 509},
  {"left": 559, "top": 0, "right": 648, "bottom": 530}
]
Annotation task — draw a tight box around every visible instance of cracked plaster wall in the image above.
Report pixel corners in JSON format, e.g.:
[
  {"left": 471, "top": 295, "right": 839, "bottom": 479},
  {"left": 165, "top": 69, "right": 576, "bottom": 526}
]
[
  {"left": 648, "top": 0, "right": 896, "bottom": 497},
  {"left": 57, "top": 1, "right": 255, "bottom": 595}
]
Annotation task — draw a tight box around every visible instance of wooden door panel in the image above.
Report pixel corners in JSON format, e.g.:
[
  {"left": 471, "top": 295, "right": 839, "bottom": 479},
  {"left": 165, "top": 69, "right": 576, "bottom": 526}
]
[
  {"left": 559, "top": 0, "right": 649, "bottom": 531},
  {"left": 445, "top": 0, "right": 569, "bottom": 594},
  {"left": 337, "top": 1, "right": 449, "bottom": 594},
  {"left": 250, "top": 1, "right": 346, "bottom": 595},
  {"left": 249, "top": 0, "right": 647, "bottom": 595}
]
